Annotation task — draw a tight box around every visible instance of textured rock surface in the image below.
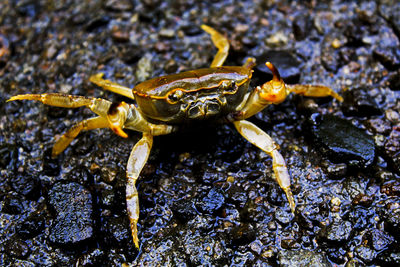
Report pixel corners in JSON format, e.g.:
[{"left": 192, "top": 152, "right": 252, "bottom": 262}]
[{"left": 1, "top": 0, "right": 399, "bottom": 265}]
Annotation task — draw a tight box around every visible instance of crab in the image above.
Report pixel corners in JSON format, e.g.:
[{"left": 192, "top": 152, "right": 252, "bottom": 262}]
[{"left": 7, "top": 25, "right": 343, "bottom": 248}]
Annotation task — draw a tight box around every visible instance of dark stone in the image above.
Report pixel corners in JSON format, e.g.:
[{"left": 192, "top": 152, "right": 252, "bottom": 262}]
[
  {"left": 384, "top": 128, "right": 400, "bottom": 172},
  {"left": 292, "top": 14, "right": 314, "bottom": 41},
  {"left": 255, "top": 51, "right": 302, "bottom": 84},
  {"left": 196, "top": 187, "right": 225, "bottom": 215},
  {"left": 16, "top": 211, "right": 45, "bottom": 239},
  {"left": 4, "top": 237, "right": 30, "bottom": 259},
  {"left": 388, "top": 70, "right": 400, "bottom": 91},
  {"left": 278, "top": 249, "right": 330, "bottom": 267},
  {"left": 307, "top": 114, "right": 375, "bottom": 168},
  {"left": 48, "top": 182, "right": 93, "bottom": 247},
  {"left": 342, "top": 88, "right": 382, "bottom": 117},
  {"left": 321, "top": 220, "right": 352, "bottom": 242},
  {"left": 355, "top": 245, "right": 375, "bottom": 263},
  {"left": 2, "top": 195, "right": 25, "bottom": 215},
  {"left": 171, "top": 198, "right": 197, "bottom": 223},
  {"left": 352, "top": 193, "right": 374, "bottom": 207},
  {"left": 366, "top": 229, "right": 394, "bottom": 251},
  {"left": 381, "top": 181, "right": 400, "bottom": 197},
  {"left": 373, "top": 47, "right": 400, "bottom": 71},
  {"left": 11, "top": 174, "right": 40, "bottom": 200},
  {"left": 366, "top": 118, "right": 392, "bottom": 134}
]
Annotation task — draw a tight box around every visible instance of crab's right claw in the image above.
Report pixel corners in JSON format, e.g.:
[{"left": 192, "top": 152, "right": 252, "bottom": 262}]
[
  {"left": 107, "top": 102, "right": 129, "bottom": 138},
  {"left": 258, "top": 62, "right": 288, "bottom": 104}
]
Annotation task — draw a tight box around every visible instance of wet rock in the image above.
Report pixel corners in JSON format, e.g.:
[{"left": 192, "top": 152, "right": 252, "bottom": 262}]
[
  {"left": 307, "top": 114, "right": 375, "bottom": 168},
  {"left": 373, "top": 47, "right": 400, "bottom": 71},
  {"left": 2, "top": 194, "right": 25, "bottom": 215},
  {"left": 342, "top": 88, "right": 381, "bottom": 117},
  {"left": 352, "top": 193, "right": 374, "bottom": 207},
  {"left": 366, "top": 229, "right": 394, "bottom": 251},
  {"left": 195, "top": 187, "right": 225, "bottom": 215},
  {"left": 381, "top": 181, "right": 400, "bottom": 197},
  {"left": 48, "top": 182, "right": 93, "bottom": 247},
  {"left": 321, "top": 160, "right": 347, "bottom": 178},
  {"left": 278, "top": 249, "right": 330, "bottom": 267},
  {"left": 366, "top": 118, "right": 392, "bottom": 134},
  {"left": 229, "top": 223, "right": 256, "bottom": 246},
  {"left": 11, "top": 174, "right": 40, "bottom": 200},
  {"left": 255, "top": 51, "right": 302, "bottom": 84},
  {"left": 102, "top": 217, "right": 129, "bottom": 245},
  {"left": 384, "top": 128, "right": 400, "bottom": 171},
  {"left": 354, "top": 245, "right": 375, "bottom": 263},
  {"left": 4, "top": 237, "right": 30, "bottom": 259},
  {"left": 275, "top": 208, "right": 294, "bottom": 225},
  {"left": 292, "top": 14, "right": 314, "bottom": 41},
  {"left": 320, "top": 220, "right": 352, "bottom": 242},
  {"left": 16, "top": 210, "right": 46, "bottom": 239},
  {"left": 171, "top": 198, "right": 197, "bottom": 222}
]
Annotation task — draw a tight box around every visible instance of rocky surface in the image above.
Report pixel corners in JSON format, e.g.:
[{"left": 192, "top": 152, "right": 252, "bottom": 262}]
[{"left": 0, "top": 0, "right": 399, "bottom": 265}]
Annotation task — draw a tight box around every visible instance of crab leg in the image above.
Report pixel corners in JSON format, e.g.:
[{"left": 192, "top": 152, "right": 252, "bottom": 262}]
[
  {"left": 286, "top": 84, "right": 343, "bottom": 102},
  {"left": 126, "top": 133, "right": 153, "bottom": 248},
  {"left": 201, "top": 24, "right": 229, "bottom": 67},
  {"left": 52, "top": 116, "right": 109, "bottom": 157},
  {"left": 89, "top": 73, "right": 135, "bottom": 100},
  {"left": 7, "top": 93, "right": 112, "bottom": 117},
  {"left": 233, "top": 120, "right": 295, "bottom": 212}
]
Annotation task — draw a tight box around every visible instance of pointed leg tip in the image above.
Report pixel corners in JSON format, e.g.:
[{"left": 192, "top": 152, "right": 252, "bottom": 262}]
[
  {"left": 89, "top": 73, "right": 105, "bottom": 82},
  {"left": 7, "top": 95, "right": 29, "bottom": 102},
  {"left": 284, "top": 188, "right": 296, "bottom": 213}
]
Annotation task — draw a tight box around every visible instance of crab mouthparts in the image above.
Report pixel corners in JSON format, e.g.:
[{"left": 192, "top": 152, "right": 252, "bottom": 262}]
[{"left": 187, "top": 99, "right": 221, "bottom": 119}]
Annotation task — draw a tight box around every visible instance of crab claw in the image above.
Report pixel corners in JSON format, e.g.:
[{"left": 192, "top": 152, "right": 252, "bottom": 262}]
[
  {"left": 107, "top": 102, "right": 129, "bottom": 138},
  {"left": 259, "top": 62, "right": 287, "bottom": 104}
]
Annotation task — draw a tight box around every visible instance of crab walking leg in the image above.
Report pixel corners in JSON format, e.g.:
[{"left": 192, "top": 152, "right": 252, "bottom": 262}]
[
  {"left": 7, "top": 93, "right": 112, "bottom": 117},
  {"left": 90, "top": 73, "right": 135, "bottom": 100},
  {"left": 52, "top": 116, "right": 109, "bottom": 157},
  {"left": 233, "top": 120, "right": 295, "bottom": 212},
  {"left": 126, "top": 133, "right": 153, "bottom": 248},
  {"left": 287, "top": 84, "right": 343, "bottom": 102},
  {"left": 201, "top": 24, "right": 229, "bottom": 67}
]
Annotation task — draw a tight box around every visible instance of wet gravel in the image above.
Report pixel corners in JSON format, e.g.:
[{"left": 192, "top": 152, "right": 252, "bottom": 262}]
[{"left": 1, "top": 0, "right": 399, "bottom": 266}]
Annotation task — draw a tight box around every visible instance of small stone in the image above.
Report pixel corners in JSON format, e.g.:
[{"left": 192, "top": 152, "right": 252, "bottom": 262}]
[
  {"left": 366, "top": 118, "right": 392, "bottom": 134},
  {"left": 256, "top": 51, "right": 301, "bottom": 84},
  {"left": 367, "top": 229, "right": 394, "bottom": 251},
  {"left": 352, "top": 193, "right": 374, "bottom": 207},
  {"left": 4, "top": 238, "right": 30, "bottom": 258},
  {"left": 381, "top": 181, "right": 400, "bottom": 197},
  {"left": 342, "top": 88, "right": 381, "bottom": 117},
  {"left": 48, "top": 182, "right": 93, "bottom": 247},
  {"left": 196, "top": 188, "right": 225, "bottom": 214},
  {"left": 278, "top": 249, "right": 330, "bottom": 267},
  {"left": 384, "top": 128, "right": 400, "bottom": 171},
  {"left": 307, "top": 114, "right": 376, "bottom": 168},
  {"left": 355, "top": 245, "right": 375, "bottom": 263},
  {"left": 322, "top": 220, "right": 353, "bottom": 242}
]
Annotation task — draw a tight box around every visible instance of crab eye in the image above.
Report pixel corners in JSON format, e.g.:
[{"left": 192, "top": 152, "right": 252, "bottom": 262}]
[
  {"left": 167, "top": 89, "right": 184, "bottom": 103},
  {"left": 221, "top": 80, "right": 237, "bottom": 93}
]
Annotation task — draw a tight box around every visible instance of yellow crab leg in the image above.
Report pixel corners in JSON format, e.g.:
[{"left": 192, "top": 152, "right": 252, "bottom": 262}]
[
  {"left": 52, "top": 116, "right": 109, "bottom": 157},
  {"left": 7, "top": 93, "right": 112, "bottom": 117},
  {"left": 126, "top": 133, "right": 153, "bottom": 248},
  {"left": 286, "top": 84, "right": 343, "bottom": 102},
  {"left": 233, "top": 120, "right": 295, "bottom": 212},
  {"left": 89, "top": 73, "right": 135, "bottom": 100},
  {"left": 201, "top": 24, "right": 230, "bottom": 67}
]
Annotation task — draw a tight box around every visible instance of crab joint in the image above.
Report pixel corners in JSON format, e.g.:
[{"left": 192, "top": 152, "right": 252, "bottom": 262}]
[
  {"left": 259, "top": 62, "right": 287, "bottom": 104},
  {"left": 107, "top": 101, "right": 129, "bottom": 138}
]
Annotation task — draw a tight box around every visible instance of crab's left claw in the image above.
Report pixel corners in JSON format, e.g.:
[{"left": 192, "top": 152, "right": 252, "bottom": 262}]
[
  {"left": 258, "top": 62, "right": 288, "bottom": 104},
  {"left": 107, "top": 102, "right": 129, "bottom": 138}
]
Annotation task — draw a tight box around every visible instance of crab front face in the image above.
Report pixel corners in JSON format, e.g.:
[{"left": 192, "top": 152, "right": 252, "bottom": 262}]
[{"left": 133, "top": 66, "right": 252, "bottom": 124}]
